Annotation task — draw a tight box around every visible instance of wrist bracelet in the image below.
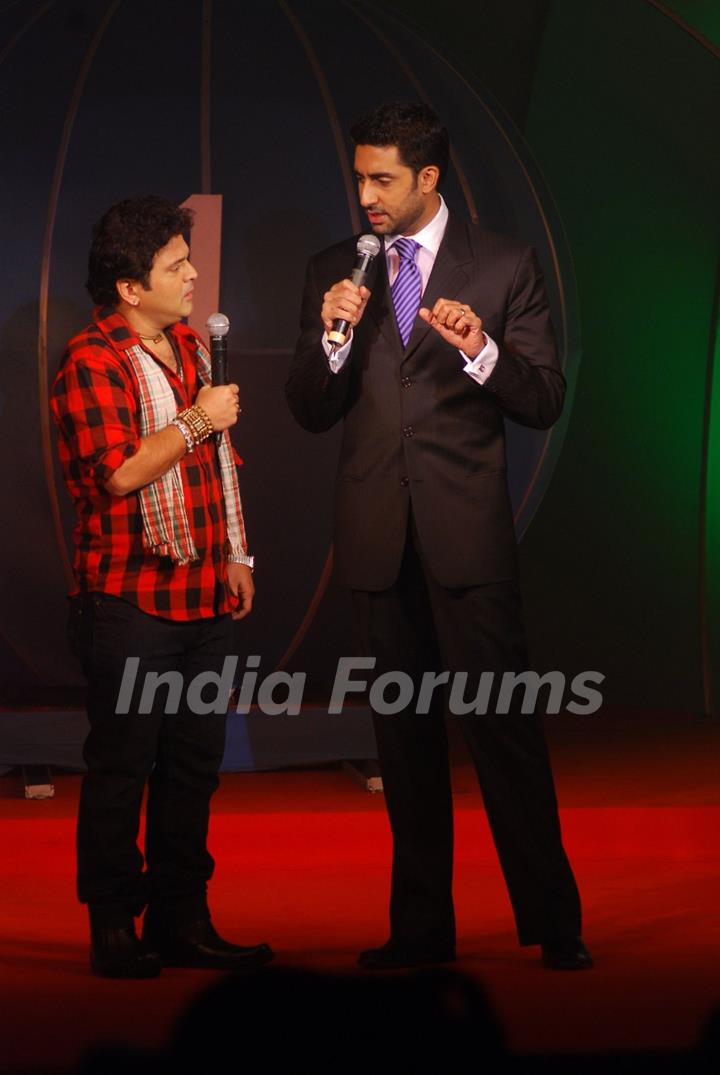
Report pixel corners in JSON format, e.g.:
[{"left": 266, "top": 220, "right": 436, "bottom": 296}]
[
  {"left": 194, "top": 404, "right": 214, "bottom": 432},
  {"left": 171, "top": 417, "right": 195, "bottom": 454},
  {"left": 177, "top": 405, "right": 214, "bottom": 445},
  {"left": 228, "top": 553, "right": 255, "bottom": 570}
]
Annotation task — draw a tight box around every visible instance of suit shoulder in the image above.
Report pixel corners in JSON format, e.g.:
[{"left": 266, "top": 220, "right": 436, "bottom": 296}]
[
  {"left": 309, "top": 234, "right": 360, "bottom": 269},
  {"left": 304, "top": 234, "right": 370, "bottom": 294},
  {"left": 464, "top": 221, "right": 534, "bottom": 263}
]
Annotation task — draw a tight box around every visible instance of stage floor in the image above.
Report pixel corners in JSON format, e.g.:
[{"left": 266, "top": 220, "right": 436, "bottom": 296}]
[{"left": 1, "top": 709, "right": 718, "bottom": 1071}]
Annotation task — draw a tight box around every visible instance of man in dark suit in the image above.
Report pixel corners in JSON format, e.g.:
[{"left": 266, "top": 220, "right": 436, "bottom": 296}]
[{"left": 286, "top": 102, "right": 591, "bottom": 971}]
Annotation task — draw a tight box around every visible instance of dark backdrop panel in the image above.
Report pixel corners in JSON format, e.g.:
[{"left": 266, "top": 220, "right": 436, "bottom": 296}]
[
  {"left": 0, "top": 0, "right": 577, "bottom": 705},
  {"left": 5, "top": 1, "right": 715, "bottom": 716}
]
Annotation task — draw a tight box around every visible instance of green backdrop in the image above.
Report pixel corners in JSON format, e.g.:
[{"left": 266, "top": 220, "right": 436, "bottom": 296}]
[{"left": 384, "top": 0, "right": 720, "bottom": 714}]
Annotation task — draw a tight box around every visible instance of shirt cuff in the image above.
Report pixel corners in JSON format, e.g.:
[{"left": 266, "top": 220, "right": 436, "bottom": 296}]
[
  {"left": 322, "top": 330, "right": 352, "bottom": 373},
  {"left": 460, "top": 333, "right": 498, "bottom": 386}
]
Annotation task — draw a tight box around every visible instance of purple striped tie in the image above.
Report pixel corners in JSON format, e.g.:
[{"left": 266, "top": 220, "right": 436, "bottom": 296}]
[{"left": 391, "top": 237, "right": 422, "bottom": 347}]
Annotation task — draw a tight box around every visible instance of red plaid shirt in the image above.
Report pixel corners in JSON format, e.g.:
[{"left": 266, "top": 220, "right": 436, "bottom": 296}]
[{"left": 51, "top": 307, "right": 244, "bottom": 620}]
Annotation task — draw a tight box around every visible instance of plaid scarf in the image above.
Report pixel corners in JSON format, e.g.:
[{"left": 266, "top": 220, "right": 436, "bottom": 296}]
[{"left": 125, "top": 340, "right": 247, "bottom": 565}]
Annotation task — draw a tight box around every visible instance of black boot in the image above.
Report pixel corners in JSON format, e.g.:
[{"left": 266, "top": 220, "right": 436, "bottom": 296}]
[
  {"left": 90, "top": 921, "right": 162, "bottom": 979},
  {"left": 142, "top": 910, "right": 273, "bottom": 971}
]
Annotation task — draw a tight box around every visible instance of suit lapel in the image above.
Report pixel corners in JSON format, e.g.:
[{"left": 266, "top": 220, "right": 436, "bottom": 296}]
[{"left": 403, "top": 213, "right": 473, "bottom": 362}]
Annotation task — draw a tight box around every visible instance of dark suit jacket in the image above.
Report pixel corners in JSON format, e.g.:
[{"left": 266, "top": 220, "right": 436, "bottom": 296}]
[{"left": 286, "top": 213, "right": 565, "bottom": 591}]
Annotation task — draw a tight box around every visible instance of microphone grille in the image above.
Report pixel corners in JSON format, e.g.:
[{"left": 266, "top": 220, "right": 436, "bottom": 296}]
[
  {"left": 206, "top": 312, "right": 230, "bottom": 338},
  {"left": 356, "top": 234, "right": 381, "bottom": 258}
]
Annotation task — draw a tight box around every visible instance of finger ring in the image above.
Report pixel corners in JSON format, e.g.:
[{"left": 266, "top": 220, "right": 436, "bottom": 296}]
[{"left": 459, "top": 307, "right": 466, "bottom": 316}]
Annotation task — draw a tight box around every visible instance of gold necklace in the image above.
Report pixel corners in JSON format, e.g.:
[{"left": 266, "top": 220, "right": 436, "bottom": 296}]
[{"left": 137, "top": 330, "right": 164, "bottom": 344}]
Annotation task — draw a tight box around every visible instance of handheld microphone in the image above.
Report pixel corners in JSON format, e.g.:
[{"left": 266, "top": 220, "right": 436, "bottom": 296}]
[
  {"left": 206, "top": 312, "right": 230, "bottom": 444},
  {"left": 207, "top": 312, "right": 230, "bottom": 384},
  {"left": 328, "top": 234, "right": 381, "bottom": 351}
]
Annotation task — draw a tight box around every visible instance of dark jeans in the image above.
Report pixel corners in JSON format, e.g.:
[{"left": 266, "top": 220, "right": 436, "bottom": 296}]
[
  {"left": 68, "top": 592, "right": 232, "bottom": 927},
  {"left": 352, "top": 519, "right": 581, "bottom": 947}
]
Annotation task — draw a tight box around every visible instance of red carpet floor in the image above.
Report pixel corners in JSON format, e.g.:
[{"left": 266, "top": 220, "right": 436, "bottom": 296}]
[{"left": 1, "top": 709, "right": 718, "bottom": 1071}]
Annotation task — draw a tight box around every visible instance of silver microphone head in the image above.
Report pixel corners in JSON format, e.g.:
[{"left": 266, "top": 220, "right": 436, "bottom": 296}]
[
  {"left": 206, "top": 312, "right": 230, "bottom": 338},
  {"left": 357, "top": 234, "right": 381, "bottom": 259}
]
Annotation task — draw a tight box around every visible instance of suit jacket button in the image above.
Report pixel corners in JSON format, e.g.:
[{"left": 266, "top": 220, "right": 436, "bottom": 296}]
[
  {"left": 401, "top": 376, "right": 412, "bottom": 388},
  {"left": 403, "top": 426, "right": 414, "bottom": 438},
  {"left": 400, "top": 477, "right": 409, "bottom": 487}
]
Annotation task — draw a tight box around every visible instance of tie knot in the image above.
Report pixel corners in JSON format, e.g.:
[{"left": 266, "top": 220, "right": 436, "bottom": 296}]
[{"left": 393, "top": 237, "right": 419, "bottom": 262}]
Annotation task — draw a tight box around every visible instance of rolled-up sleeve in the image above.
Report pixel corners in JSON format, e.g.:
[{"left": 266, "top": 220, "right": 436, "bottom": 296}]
[{"left": 51, "top": 354, "right": 140, "bottom": 488}]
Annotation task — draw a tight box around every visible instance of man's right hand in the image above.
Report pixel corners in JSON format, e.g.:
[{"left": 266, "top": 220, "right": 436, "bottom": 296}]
[
  {"left": 196, "top": 383, "right": 241, "bottom": 432},
  {"left": 322, "top": 279, "right": 371, "bottom": 337}
]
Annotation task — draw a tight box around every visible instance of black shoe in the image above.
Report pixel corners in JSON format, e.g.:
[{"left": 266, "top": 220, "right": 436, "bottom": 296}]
[
  {"left": 142, "top": 916, "right": 274, "bottom": 971},
  {"left": 358, "top": 938, "right": 456, "bottom": 971},
  {"left": 90, "top": 926, "right": 162, "bottom": 979},
  {"left": 541, "top": 936, "right": 593, "bottom": 970}
]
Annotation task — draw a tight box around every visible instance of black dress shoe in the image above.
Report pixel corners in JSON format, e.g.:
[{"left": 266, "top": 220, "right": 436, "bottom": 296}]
[
  {"left": 358, "top": 938, "right": 456, "bottom": 971},
  {"left": 142, "top": 917, "right": 274, "bottom": 971},
  {"left": 541, "top": 936, "right": 593, "bottom": 970},
  {"left": 90, "top": 926, "right": 162, "bottom": 979}
]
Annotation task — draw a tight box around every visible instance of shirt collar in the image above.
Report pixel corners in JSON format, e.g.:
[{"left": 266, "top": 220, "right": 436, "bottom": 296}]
[{"left": 384, "top": 194, "right": 448, "bottom": 258}]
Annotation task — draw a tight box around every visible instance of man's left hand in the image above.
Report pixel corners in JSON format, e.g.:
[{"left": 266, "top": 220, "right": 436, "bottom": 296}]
[
  {"left": 419, "top": 299, "right": 485, "bottom": 358},
  {"left": 227, "top": 562, "right": 255, "bottom": 621}
]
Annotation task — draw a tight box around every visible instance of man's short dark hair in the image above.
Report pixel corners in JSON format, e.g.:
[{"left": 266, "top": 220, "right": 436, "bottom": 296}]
[
  {"left": 86, "top": 195, "right": 194, "bottom": 307},
  {"left": 350, "top": 101, "right": 450, "bottom": 184}
]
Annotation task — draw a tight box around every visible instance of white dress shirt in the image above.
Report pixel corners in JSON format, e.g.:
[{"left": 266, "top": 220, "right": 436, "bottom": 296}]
[{"left": 323, "top": 195, "right": 498, "bottom": 385}]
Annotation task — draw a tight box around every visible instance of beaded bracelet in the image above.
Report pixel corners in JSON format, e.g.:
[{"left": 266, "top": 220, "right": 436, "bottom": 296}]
[
  {"left": 177, "top": 404, "right": 214, "bottom": 445},
  {"left": 193, "top": 404, "right": 214, "bottom": 434}
]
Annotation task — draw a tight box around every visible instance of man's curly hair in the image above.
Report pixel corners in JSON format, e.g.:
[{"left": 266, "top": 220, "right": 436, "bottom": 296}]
[{"left": 86, "top": 195, "right": 194, "bottom": 307}]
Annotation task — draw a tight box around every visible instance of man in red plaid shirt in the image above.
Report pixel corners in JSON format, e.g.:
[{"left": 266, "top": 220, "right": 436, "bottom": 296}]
[{"left": 51, "top": 195, "right": 273, "bottom": 978}]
